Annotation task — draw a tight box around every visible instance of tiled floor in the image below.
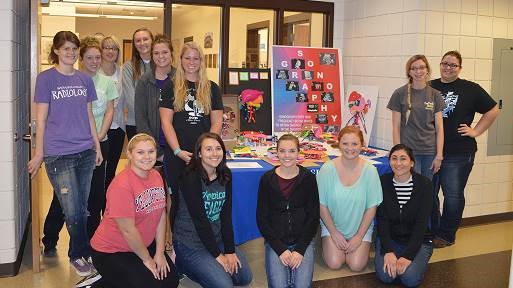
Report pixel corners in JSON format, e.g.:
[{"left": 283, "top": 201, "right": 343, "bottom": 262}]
[
  {"left": 1, "top": 221, "right": 511, "bottom": 287},
  {"left": 1, "top": 159, "right": 512, "bottom": 287}
]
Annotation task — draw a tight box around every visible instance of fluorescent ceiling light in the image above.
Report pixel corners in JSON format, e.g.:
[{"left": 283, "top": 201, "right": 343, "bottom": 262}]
[
  {"left": 59, "top": 0, "right": 163, "bottom": 8},
  {"left": 43, "top": 11, "right": 157, "bottom": 20}
]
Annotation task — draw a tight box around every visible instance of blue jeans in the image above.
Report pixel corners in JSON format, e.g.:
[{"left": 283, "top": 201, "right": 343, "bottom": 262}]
[
  {"left": 173, "top": 240, "right": 253, "bottom": 288},
  {"left": 413, "top": 154, "right": 435, "bottom": 181},
  {"left": 431, "top": 152, "right": 474, "bottom": 243},
  {"left": 265, "top": 241, "right": 315, "bottom": 288},
  {"left": 374, "top": 238, "right": 433, "bottom": 287},
  {"left": 44, "top": 149, "right": 96, "bottom": 260}
]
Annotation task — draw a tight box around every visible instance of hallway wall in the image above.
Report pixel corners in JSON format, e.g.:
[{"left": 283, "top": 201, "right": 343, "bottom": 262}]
[
  {"left": 0, "top": 0, "right": 31, "bottom": 270},
  {"left": 340, "top": 0, "right": 513, "bottom": 217}
]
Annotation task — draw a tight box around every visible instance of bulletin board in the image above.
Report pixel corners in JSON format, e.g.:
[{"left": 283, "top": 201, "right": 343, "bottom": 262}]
[{"left": 226, "top": 68, "right": 272, "bottom": 135}]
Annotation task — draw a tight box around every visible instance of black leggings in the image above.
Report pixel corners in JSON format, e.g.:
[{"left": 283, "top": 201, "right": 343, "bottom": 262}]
[
  {"left": 105, "top": 128, "right": 126, "bottom": 192},
  {"left": 91, "top": 242, "right": 179, "bottom": 288}
]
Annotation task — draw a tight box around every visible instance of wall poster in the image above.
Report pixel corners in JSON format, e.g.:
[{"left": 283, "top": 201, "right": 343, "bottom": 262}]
[
  {"left": 342, "top": 85, "right": 379, "bottom": 146},
  {"left": 271, "top": 45, "right": 343, "bottom": 133}
]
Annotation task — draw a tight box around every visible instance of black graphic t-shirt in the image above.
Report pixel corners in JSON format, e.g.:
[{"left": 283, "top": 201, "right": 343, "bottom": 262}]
[
  {"left": 431, "top": 78, "right": 496, "bottom": 154},
  {"left": 160, "top": 80, "right": 223, "bottom": 151}
]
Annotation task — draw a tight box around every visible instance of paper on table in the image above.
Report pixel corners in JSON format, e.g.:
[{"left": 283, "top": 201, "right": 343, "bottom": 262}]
[{"left": 227, "top": 162, "right": 263, "bottom": 169}]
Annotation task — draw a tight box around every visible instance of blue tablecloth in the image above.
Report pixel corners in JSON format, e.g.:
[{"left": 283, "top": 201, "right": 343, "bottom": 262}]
[{"left": 229, "top": 156, "right": 391, "bottom": 245}]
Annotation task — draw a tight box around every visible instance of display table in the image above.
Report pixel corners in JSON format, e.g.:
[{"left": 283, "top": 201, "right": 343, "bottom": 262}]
[{"left": 229, "top": 156, "right": 391, "bottom": 245}]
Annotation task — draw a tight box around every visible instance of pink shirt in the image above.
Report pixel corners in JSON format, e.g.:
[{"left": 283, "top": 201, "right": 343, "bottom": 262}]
[{"left": 91, "top": 168, "right": 166, "bottom": 253}]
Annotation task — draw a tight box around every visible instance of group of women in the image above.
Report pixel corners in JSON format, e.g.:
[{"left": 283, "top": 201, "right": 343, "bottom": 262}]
[
  {"left": 29, "top": 28, "right": 246, "bottom": 288},
  {"left": 29, "top": 27, "right": 438, "bottom": 288},
  {"left": 255, "top": 54, "right": 443, "bottom": 288}
]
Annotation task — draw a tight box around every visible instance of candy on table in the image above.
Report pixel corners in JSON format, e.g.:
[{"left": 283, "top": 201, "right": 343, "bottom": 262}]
[
  {"left": 360, "top": 147, "right": 378, "bottom": 156},
  {"left": 232, "top": 145, "right": 258, "bottom": 158}
]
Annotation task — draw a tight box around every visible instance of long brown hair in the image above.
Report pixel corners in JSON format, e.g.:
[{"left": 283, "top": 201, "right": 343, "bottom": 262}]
[
  {"left": 49, "top": 31, "right": 80, "bottom": 65},
  {"left": 173, "top": 42, "right": 212, "bottom": 113},
  {"left": 130, "top": 27, "right": 154, "bottom": 81}
]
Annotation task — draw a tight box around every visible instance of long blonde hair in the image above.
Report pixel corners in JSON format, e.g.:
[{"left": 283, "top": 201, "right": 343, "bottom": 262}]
[{"left": 173, "top": 42, "right": 212, "bottom": 114}]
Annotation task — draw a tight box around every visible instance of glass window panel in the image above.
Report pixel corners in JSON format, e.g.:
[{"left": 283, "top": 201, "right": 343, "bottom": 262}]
[
  {"left": 171, "top": 4, "right": 221, "bottom": 83},
  {"left": 283, "top": 11, "right": 325, "bottom": 47},
  {"left": 229, "top": 7, "right": 275, "bottom": 69}
]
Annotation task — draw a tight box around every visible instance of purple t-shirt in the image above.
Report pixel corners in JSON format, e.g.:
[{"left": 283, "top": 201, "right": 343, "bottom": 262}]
[{"left": 34, "top": 68, "right": 97, "bottom": 156}]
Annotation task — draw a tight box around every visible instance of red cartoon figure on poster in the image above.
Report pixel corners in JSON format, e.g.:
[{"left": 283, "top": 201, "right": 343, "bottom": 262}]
[
  {"left": 345, "top": 90, "right": 371, "bottom": 133},
  {"left": 221, "top": 106, "right": 236, "bottom": 138},
  {"left": 240, "top": 89, "right": 264, "bottom": 124}
]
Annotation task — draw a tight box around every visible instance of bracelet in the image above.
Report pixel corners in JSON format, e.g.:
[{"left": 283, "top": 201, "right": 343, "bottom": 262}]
[{"left": 173, "top": 148, "right": 182, "bottom": 156}]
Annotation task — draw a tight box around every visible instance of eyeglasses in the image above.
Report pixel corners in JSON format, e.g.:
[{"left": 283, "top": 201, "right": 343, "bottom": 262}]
[
  {"left": 440, "top": 62, "right": 460, "bottom": 69},
  {"left": 410, "top": 66, "right": 427, "bottom": 71},
  {"left": 102, "top": 47, "right": 119, "bottom": 51}
]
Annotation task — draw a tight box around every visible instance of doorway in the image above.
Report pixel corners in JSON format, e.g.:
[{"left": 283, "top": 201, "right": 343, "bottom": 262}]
[{"left": 246, "top": 21, "right": 269, "bottom": 69}]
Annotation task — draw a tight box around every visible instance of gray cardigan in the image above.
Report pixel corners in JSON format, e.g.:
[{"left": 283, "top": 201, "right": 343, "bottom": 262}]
[{"left": 134, "top": 67, "right": 176, "bottom": 157}]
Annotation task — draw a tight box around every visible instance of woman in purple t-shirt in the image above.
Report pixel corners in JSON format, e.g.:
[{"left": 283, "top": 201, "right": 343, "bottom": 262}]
[{"left": 28, "top": 31, "right": 102, "bottom": 277}]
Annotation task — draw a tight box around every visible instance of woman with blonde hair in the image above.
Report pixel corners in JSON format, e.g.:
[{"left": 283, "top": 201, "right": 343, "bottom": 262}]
[
  {"left": 90, "top": 133, "right": 179, "bottom": 288},
  {"left": 99, "top": 35, "right": 125, "bottom": 191},
  {"left": 159, "top": 41, "right": 223, "bottom": 195},
  {"left": 387, "top": 55, "right": 444, "bottom": 180}
]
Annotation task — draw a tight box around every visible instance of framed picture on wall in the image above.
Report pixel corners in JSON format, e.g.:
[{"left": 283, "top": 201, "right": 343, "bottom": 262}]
[
  {"left": 40, "top": 36, "right": 53, "bottom": 64},
  {"left": 204, "top": 32, "right": 213, "bottom": 48},
  {"left": 123, "top": 40, "right": 132, "bottom": 64},
  {"left": 213, "top": 53, "right": 218, "bottom": 68},
  {"left": 184, "top": 36, "right": 193, "bottom": 43}
]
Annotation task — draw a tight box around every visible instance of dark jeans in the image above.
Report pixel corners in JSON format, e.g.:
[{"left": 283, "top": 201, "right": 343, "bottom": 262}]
[
  {"left": 105, "top": 127, "right": 125, "bottom": 191},
  {"left": 87, "top": 140, "right": 109, "bottom": 238},
  {"left": 42, "top": 142, "right": 109, "bottom": 251},
  {"left": 431, "top": 152, "right": 475, "bottom": 243},
  {"left": 42, "top": 191, "right": 65, "bottom": 252},
  {"left": 44, "top": 149, "right": 96, "bottom": 260},
  {"left": 374, "top": 238, "right": 433, "bottom": 287},
  {"left": 174, "top": 240, "right": 253, "bottom": 288},
  {"left": 91, "top": 242, "right": 179, "bottom": 288},
  {"left": 125, "top": 125, "right": 137, "bottom": 143}
]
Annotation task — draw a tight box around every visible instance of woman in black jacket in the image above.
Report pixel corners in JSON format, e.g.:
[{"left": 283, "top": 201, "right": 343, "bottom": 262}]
[
  {"left": 375, "top": 144, "right": 433, "bottom": 287},
  {"left": 172, "top": 132, "right": 252, "bottom": 288},
  {"left": 257, "top": 134, "right": 320, "bottom": 288}
]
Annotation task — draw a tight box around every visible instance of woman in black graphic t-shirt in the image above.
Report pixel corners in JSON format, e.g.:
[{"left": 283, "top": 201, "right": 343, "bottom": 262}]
[
  {"left": 172, "top": 133, "right": 252, "bottom": 287},
  {"left": 159, "top": 41, "right": 223, "bottom": 196}
]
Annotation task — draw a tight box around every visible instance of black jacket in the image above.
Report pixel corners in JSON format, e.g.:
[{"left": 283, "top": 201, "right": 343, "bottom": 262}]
[
  {"left": 134, "top": 67, "right": 176, "bottom": 157},
  {"left": 256, "top": 166, "right": 320, "bottom": 256},
  {"left": 377, "top": 172, "right": 433, "bottom": 260}
]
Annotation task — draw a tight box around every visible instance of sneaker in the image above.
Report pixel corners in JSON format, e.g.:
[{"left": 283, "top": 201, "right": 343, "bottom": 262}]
[
  {"left": 432, "top": 236, "right": 454, "bottom": 248},
  {"left": 75, "top": 271, "right": 102, "bottom": 288},
  {"left": 43, "top": 247, "right": 57, "bottom": 257},
  {"left": 86, "top": 256, "right": 97, "bottom": 273},
  {"left": 70, "top": 257, "right": 92, "bottom": 277}
]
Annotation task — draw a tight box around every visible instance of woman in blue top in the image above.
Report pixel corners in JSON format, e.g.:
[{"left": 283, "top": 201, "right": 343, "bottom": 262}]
[
  {"left": 317, "top": 126, "right": 382, "bottom": 272},
  {"left": 28, "top": 31, "right": 102, "bottom": 277}
]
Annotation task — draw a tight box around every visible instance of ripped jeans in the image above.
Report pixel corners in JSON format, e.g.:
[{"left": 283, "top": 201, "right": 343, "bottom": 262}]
[{"left": 44, "top": 149, "right": 96, "bottom": 260}]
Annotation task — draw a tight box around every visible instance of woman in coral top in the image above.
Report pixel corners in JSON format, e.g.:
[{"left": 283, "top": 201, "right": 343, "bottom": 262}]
[{"left": 90, "top": 133, "right": 178, "bottom": 288}]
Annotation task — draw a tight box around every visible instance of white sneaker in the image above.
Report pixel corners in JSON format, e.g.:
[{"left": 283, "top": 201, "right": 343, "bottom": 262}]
[{"left": 75, "top": 271, "right": 102, "bottom": 287}]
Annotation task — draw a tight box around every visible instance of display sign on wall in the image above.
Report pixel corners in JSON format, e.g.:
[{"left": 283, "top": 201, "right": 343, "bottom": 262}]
[
  {"left": 342, "top": 85, "right": 379, "bottom": 146},
  {"left": 271, "top": 45, "right": 343, "bottom": 132}
]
